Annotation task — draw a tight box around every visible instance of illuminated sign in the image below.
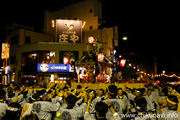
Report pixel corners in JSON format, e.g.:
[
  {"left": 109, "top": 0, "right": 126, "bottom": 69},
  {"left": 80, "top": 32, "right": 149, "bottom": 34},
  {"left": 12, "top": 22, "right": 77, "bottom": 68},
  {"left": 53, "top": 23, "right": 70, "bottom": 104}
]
[
  {"left": 37, "top": 63, "right": 73, "bottom": 72},
  {"left": 56, "top": 19, "right": 82, "bottom": 43}
]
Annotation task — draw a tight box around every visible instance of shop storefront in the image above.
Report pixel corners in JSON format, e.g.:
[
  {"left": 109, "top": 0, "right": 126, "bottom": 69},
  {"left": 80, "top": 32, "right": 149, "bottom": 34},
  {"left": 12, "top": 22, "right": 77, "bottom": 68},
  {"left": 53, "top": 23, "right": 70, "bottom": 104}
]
[{"left": 37, "top": 63, "right": 74, "bottom": 84}]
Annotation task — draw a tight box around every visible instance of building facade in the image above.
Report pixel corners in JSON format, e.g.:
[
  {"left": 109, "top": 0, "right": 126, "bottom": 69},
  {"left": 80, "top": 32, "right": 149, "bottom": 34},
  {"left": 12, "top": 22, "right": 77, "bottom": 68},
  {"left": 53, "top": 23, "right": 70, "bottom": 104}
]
[
  {"left": 4, "top": 0, "right": 116, "bottom": 84},
  {"left": 43, "top": 0, "right": 115, "bottom": 56},
  {"left": 15, "top": 42, "right": 86, "bottom": 84}
]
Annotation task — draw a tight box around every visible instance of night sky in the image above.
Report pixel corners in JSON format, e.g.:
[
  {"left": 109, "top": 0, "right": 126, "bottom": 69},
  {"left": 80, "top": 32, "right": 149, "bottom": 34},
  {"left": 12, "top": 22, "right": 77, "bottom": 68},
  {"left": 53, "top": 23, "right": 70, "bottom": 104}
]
[{"left": 0, "top": 0, "right": 179, "bottom": 73}]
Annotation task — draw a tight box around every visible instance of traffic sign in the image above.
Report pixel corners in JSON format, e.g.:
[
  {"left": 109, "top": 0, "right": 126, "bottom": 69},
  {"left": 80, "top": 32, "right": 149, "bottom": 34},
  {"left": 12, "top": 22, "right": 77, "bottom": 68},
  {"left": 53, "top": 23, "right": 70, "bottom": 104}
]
[{"left": 118, "top": 76, "right": 122, "bottom": 80}]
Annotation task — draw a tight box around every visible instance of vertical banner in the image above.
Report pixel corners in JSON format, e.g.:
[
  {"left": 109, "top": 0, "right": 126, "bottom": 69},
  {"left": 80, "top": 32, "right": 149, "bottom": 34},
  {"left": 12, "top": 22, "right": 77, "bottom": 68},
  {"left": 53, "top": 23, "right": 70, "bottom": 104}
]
[
  {"left": 1, "top": 43, "right": 9, "bottom": 59},
  {"left": 56, "top": 19, "right": 82, "bottom": 43},
  {"left": 113, "top": 26, "right": 118, "bottom": 46}
]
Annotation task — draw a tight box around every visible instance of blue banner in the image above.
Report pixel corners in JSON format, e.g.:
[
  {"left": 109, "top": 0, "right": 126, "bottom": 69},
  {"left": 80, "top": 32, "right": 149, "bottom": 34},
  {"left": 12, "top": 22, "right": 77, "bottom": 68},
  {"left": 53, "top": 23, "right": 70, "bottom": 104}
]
[{"left": 37, "top": 63, "right": 73, "bottom": 73}]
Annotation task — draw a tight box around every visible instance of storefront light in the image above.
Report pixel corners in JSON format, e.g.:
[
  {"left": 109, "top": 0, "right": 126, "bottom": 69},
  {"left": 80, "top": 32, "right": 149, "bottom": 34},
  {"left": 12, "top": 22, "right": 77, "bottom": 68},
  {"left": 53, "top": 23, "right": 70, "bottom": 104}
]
[
  {"left": 32, "top": 53, "right": 37, "bottom": 57},
  {"left": 50, "top": 51, "right": 55, "bottom": 57},
  {"left": 50, "top": 74, "right": 54, "bottom": 82},
  {"left": 52, "top": 20, "right": 55, "bottom": 28},
  {"left": 114, "top": 50, "right": 116, "bottom": 55}
]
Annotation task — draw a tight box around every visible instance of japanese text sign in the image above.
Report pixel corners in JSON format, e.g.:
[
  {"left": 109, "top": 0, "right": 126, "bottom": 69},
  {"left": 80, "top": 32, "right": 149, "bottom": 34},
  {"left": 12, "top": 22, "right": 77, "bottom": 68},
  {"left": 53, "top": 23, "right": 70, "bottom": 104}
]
[{"left": 56, "top": 19, "right": 82, "bottom": 43}]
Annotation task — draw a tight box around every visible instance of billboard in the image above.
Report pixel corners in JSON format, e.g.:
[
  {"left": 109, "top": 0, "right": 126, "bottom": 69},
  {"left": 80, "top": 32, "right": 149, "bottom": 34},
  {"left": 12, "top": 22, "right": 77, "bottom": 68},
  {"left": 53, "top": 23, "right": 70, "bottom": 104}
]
[
  {"left": 56, "top": 19, "right": 82, "bottom": 43},
  {"left": 1, "top": 43, "right": 9, "bottom": 59},
  {"left": 37, "top": 63, "right": 73, "bottom": 73}
]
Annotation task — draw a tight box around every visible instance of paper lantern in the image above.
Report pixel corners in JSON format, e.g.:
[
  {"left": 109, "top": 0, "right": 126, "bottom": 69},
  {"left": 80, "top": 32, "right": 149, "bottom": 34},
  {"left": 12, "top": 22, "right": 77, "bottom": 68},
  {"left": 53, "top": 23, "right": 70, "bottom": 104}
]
[
  {"left": 79, "top": 73, "right": 85, "bottom": 79},
  {"left": 88, "top": 36, "right": 94, "bottom": 44},
  {"left": 63, "top": 57, "right": 69, "bottom": 65},
  {"left": 98, "top": 53, "right": 104, "bottom": 62},
  {"left": 120, "top": 59, "right": 126, "bottom": 67}
]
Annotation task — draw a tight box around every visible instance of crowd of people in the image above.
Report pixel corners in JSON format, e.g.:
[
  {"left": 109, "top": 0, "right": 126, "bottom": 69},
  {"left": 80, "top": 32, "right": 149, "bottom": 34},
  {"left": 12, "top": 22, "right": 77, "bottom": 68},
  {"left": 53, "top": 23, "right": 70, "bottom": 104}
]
[{"left": 0, "top": 82, "right": 180, "bottom": 120}]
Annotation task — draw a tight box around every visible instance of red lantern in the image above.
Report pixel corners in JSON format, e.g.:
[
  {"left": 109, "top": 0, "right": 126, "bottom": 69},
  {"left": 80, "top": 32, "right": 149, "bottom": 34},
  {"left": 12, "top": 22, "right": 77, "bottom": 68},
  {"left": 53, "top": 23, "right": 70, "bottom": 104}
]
[
  {"left": 98, "top": 53, "right": 104, "bottom": 62},
  {"left": 79, "top": 73, "right": 85, "bottom": 79},
  {"left": 120, "top": 59, "right": 126, "bottom": 67},
  {"left": 63, "top": 57, "right": 69, "bottom": 65},
  {"left": 88, "top": 36, "right": 94, "bottom": 44}
]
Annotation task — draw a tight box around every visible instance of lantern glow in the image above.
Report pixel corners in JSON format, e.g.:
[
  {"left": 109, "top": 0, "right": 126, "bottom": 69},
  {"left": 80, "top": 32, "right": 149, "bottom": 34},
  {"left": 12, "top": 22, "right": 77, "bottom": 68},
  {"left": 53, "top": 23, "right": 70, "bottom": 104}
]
[
  {"left": 98, "top": 53, "right": 104, "bottom": 62},
  {"left": 120, "top": 59, "right": 126, "bottom": 67},
  {"left": 63, "top": 57, "right": 69, "bottom": 65},
  {"left": 88, "top": 36, "right": 94, "bottom": 44}
]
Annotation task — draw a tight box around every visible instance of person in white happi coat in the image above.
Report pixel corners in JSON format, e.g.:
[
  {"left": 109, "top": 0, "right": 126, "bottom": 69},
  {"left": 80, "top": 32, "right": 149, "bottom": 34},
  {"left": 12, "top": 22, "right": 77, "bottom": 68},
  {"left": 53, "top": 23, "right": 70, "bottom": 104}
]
[
  {"left": 144, "top": 89, "right": 159, "bottom": 112},
  {"left": 161, "top": 95, "right": 180, "bottom": 120},
  {"left": 133, "top": 96, "right": 155, "bottom": 120},
  {"left": 32, "top": 90, "right": 60, "bottom": 120},
  {"left": 57, "top": 94, "right": 87, "bottom": 120},
  {"left": 117, "top": 88, "right": 130, "bottom": 113},
  {"left": 0, "top": 88, "right": 8, "bottom": 119},
  {"left": 103, "top": 85, "right": 124, "bottom": 119}
]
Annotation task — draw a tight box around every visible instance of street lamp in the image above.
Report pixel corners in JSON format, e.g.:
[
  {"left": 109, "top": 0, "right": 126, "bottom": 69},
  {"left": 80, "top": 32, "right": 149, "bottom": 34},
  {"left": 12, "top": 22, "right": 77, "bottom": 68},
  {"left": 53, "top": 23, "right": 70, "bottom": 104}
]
[
  {"left": 122, "top": 36, "right": 128, "bottom": 41},
  {"left": 162, "top": 70, "right": 165, "bottom": 74}
]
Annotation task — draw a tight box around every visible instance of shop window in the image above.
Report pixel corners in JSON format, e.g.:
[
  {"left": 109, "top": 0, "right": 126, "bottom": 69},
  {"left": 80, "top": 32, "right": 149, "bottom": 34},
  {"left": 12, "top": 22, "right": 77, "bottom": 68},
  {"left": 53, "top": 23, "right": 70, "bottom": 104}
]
[
  {"left": 25, "top": 36, "right": 31, "bottom": 44},
  {"left": 21, "top": 51, "right": 38, "bottom": 75},
  {"left": 22, "top": 52, "right": 37, "bottom": 66},
  {"left": 59, "top": 51, "right": 78, "bottom": 63},
  {"left": 10, "top": 56, "right": 16, "bottom": 64},
  {"left": 90, "top": 26, "right": 93, "bottom": 29},
  {"left": 89, "top": 9, "right": 93, "bottom": 13},
  {"left": 39, "top": 51, "right": 55, "bottom": 63}
]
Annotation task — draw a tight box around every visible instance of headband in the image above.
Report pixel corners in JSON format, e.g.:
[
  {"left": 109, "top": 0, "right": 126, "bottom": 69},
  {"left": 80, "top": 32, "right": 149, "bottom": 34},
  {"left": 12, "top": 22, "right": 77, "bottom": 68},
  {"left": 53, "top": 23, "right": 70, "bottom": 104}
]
[
  {"left": 134, "top": 103, "right": 142, "bottom": 111},
  {"left": 31, "top": 97, "right": 36, "bottom": 101},
  {"left": 167, "top": 98, "right": 177, "bottom": 105},
  {"left": 40, "top": 92, "right": 47, "bottom": 98},
  {"left": 89, "top": 91, "right": 95, "bottom": 94},
  {"left": 7, "top": 106, "right": 19, "bottom": 111},
  {"left": 135, "top": 90, "right": 141, "bottom": 93}
]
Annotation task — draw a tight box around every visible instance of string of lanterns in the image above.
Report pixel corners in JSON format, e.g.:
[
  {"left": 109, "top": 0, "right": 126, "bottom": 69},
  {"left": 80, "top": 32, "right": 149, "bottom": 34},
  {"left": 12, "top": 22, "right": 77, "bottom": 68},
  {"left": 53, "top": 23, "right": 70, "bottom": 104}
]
[
  {"left": 155, "top": 73, "right": 180, "bottom": 79},
  {"left": 118, "top": 54, "right": 180, "bottom": 80}
]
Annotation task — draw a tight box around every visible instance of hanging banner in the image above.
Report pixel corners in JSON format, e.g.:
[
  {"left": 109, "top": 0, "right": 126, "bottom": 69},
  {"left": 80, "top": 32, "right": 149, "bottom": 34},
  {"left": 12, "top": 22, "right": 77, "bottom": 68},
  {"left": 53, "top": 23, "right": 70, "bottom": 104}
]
[
  {"left": 56, "top": 19, "right": 82, "bottom": 43},
  {"left": 113, "top": 26, "right": 118, "bottom": 46},
  {"left": 1, "top": 43, "right": 9, "bottom": 59}
]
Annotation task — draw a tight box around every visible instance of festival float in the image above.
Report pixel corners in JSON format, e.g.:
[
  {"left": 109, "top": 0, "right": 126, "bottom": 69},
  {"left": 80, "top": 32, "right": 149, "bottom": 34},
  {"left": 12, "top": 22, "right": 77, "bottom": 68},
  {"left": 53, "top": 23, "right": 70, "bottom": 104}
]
[{"left": 75, "top": 36, "right": 114, "bottom": 83}]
